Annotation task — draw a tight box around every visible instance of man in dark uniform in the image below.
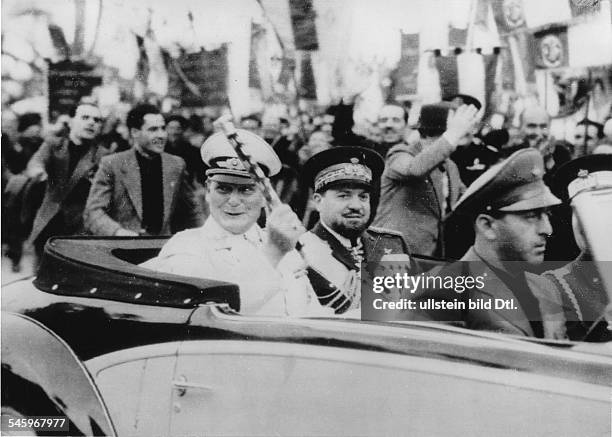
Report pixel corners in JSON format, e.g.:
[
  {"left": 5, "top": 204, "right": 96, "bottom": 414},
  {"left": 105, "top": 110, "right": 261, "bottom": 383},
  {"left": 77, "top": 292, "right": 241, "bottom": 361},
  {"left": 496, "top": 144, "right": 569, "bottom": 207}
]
[
  {"left": 543, "top": 154, "right": 612, "bottom": 341},
  {"left": 406, "top": 148, "right": 568, "bottom": 338},
  {"left": 299, "top": 146, "right": 418, "bottom": 315}
]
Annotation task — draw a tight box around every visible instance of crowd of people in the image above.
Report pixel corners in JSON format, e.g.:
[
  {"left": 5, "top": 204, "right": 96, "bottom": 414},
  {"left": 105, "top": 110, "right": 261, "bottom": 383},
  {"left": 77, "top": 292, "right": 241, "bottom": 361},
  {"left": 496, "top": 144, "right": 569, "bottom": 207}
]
[{"left": 2, "top": 90, "right": 612, "bottom": 341}]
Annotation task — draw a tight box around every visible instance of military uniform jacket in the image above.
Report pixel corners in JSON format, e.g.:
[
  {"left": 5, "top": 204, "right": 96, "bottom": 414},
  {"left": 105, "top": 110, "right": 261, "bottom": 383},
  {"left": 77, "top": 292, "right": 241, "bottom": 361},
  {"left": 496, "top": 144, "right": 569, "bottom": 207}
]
[
  {"left": 141, "top": 218, "right": 325, "bottom": 317},
  {"left": 543, "top": 254, "right": 610, "bottom": 341},
  {"left": 406, "top": 247, "right": 567, "bottom": 338},
  {"left": 302, "top": 222, "right": 417, "bottom": 313}
]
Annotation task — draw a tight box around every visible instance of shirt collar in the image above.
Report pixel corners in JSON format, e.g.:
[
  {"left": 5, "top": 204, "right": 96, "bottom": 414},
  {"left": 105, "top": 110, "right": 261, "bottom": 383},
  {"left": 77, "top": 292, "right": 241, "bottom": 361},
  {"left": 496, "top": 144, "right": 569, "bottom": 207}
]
[
  {"left": 201, "top": 216, "right": 263, "bottom": 244},
  {"left": 321, "top": 221, "right": 359, "bottom": 248}
]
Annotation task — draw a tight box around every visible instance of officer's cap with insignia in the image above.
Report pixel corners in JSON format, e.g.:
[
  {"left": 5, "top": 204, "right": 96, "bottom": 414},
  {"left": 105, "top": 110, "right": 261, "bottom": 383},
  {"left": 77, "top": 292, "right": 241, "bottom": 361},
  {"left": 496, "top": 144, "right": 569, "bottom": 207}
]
[
  {"left": 452, "top": 148, "right": 561, "bottom": 218},
  {"left": 551, "top": 154, "right": 612, "bottom": 202},
  {"left": 200, "top": 129, "right": 281, "bottom": 185},
  {"left": 302, "top": 146, "right": 384, "bottom": 193}
]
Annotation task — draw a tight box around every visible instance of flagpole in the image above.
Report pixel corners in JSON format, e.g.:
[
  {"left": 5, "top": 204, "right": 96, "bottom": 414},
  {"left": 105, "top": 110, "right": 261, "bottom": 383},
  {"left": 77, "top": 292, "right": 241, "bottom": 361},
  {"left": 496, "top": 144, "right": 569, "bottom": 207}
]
[
  {"left": 466, "top": 0, "right": 477, "bottom": 52},
  {"left": 582, "top": 68, "right": 593, "bottom": 157}
]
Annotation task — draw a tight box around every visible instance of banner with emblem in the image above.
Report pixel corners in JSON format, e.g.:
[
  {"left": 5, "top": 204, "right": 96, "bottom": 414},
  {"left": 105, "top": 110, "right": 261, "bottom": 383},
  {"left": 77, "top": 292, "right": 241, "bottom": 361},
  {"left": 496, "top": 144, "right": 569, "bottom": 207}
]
[
  {"left": 492, "top": 0, "right": 527, "bottom": 35},
  {"left": 393, "top": 32, "right": 420, "bottom": 98},
  {"left": 534, "top": 26, "right": 569, "bottom": 69}
]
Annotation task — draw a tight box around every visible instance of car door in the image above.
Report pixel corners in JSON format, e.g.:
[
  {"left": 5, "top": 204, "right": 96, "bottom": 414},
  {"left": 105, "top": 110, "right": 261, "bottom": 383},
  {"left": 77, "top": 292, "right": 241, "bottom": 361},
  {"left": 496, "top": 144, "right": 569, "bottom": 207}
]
[
  {"left": 86, "top": 342, "right": 181, "bottom": 437},
  {"left": 169, "top": 339, "right": 610, "bottom": 436}
]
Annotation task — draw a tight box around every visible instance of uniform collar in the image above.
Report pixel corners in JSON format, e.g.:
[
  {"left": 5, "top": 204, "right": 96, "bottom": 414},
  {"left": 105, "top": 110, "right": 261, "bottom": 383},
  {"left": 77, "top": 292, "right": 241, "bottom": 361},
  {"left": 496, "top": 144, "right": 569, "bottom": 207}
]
[
  {"left": 320, "top": 221, "right": 360, "bottom": 248},
  {"left": 201, "top": 217, "right": 263, "bottom": 244}
]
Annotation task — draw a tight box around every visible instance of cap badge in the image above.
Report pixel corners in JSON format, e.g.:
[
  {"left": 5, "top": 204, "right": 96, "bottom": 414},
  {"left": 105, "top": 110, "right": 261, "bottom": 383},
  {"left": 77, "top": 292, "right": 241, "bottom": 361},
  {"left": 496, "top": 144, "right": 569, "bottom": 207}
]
[
  {"left": 577, "top": 169, "right": 589, "bottom": 178},
  {"left": 217, "top": 157, "right": 245, "bottom": 170}
]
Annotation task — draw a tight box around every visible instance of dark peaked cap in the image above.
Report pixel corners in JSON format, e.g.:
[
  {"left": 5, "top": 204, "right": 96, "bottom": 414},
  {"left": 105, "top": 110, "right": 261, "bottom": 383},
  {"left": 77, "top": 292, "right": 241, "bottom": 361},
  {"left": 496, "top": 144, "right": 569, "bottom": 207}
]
[
  {"left": 302, "top": 146, "right": 384, "bottom": 192},
  {"left": 452, "top": 148, "right": 561, "bottom": 217}
]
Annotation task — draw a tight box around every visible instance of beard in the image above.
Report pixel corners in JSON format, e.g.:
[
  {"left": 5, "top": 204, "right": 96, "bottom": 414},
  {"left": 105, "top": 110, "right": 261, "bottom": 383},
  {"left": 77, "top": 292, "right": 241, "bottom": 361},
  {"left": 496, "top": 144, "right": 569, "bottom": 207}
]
[{"left": 329, "top": 219, "right": 368, "bottom": 242}]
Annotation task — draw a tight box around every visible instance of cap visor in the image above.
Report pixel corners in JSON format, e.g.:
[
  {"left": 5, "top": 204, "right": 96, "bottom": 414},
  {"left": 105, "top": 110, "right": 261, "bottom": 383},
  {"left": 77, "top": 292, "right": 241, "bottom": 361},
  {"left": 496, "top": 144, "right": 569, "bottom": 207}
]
[
  {"left": 208, "top": 174, "right": 257, "bottom": 185},
  {"left": 498, "top": 192, "right": 562, "bottom": 212}
]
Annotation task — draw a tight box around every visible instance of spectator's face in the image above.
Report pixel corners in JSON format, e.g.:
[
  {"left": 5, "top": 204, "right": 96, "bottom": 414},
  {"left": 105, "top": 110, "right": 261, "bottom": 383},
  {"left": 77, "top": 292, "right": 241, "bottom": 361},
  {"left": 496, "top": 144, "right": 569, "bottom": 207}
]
[
  {"left": 21, "top": 124, "right": 42, "bottom": 139},
  {"left": 206, "top": 180, "right": 264, "bottom": 234},
  {"left": 521, "top": 108, "right": 549, "bottom": 147},
  {"left": 377, "top": 105, "right": 406, "bottom": 144},
  {"left": 314, "top": 186, "right": 371, "bottom": 240},
  {"left": 71, "top": 105, "right": 103, "bottom": 141},
  {"left": 573, "top": 124, "right": 599, "bottom": 157},
  {"left": 491, "top": 208, "right": 552, "bottom": 265},
  {"left": 133, "top": 113, "right": 167, "bottom": 155},
  {"left": 166, "top": 120, "right": 184, "bottom": 144}
]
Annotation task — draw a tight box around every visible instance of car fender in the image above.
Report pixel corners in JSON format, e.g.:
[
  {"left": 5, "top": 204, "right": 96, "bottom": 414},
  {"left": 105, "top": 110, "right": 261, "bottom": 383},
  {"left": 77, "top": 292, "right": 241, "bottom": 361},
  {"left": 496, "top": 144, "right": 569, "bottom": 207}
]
[{"left": 1, "top": 312, "right": 116, "bottom": 436}]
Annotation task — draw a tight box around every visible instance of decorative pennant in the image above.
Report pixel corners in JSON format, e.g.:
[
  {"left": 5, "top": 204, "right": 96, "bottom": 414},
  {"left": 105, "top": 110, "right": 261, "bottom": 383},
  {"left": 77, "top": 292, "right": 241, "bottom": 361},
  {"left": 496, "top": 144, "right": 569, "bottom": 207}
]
[
  {"left": 449, "top": 26, "right": 468, "bottom": 48},
  {"left": 569, "top": 0, "right": 601, "bottom": 17},
  {"left": 434, "top": 54, "right": 459, "bottom": 100},
  {"left": 393, "top": 32, "right": 420, "bottom": 97},
  {"left": 533, "top": 26, "right": 569, "bottom": 69}
]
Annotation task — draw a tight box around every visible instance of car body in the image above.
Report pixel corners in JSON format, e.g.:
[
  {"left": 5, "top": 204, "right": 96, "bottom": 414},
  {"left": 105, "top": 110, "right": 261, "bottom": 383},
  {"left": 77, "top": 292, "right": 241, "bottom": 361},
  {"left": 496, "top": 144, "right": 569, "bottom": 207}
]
[{"left": 2, "top": 237, "right": 611, "bottom": 436}]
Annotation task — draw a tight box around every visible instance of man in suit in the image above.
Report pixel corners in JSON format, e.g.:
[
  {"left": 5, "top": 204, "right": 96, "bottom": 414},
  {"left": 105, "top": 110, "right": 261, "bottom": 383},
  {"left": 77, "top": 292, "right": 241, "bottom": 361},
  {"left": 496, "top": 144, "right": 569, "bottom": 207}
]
[
  {"left": 84, "top": 104, "right": 201, "bottom": 236},
  {"left": 299, "top": 146, "right": 418, "bottom": 315},
  {"left": 406, "top": 148, "right": 568, "bottom": 338},
  {"left": 26, "top": 102, "right": 109, "bottom": 263},
  {"left": 373, "top": 103, "right": 478, "bottom": 258}
]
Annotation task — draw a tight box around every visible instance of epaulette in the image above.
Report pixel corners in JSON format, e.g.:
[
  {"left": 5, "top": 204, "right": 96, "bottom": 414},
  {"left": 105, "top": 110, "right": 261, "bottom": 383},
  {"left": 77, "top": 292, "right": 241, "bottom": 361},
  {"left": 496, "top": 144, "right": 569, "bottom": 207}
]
[{"left": 366, "top": 226, "right": 405, "bottom": 239}]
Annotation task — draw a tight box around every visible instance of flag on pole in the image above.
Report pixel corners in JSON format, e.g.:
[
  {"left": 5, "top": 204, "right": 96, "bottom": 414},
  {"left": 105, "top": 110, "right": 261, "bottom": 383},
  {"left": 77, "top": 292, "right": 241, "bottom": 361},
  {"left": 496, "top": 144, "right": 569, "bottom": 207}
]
[{"left": 533, "top": 26, "right": 569, "bottom": 69}]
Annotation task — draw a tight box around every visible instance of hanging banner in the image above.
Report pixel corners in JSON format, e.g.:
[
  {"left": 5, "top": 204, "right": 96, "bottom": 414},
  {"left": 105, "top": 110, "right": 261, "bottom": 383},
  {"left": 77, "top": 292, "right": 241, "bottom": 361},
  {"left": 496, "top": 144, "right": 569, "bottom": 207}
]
[
  {"left": 289, "top": 0, "right": 319, "bottom": 51},
  {"left": 135, "top": 34, "right": 149, "bottom": 84},
  {"left": 483, "top": 53, "right": 500, "bottom": 115},
  {"left": 435, "top": 55, "right": 459, "bottom": 100},
  {"left": 393, "top": 32, "right": 420, "bottom": 98},
  {"left": 492, "top": 0, "right": 527, "bottom": 35},
  {"left": 161, "top": 50, "right": 183, "bottom": 100},
  {"left": 249, "top": 22, "right": 266, "bottom": 90},
  {"left": 534, "top": 26, "right": 569, "bottom": 69},
  {"left": 178, "top": 45, "right": 229, "bottom": 107},
  {"left": 569, "top": 0, "right": 601, "bottom": 17},
  {"left": 298, "top": 51, "right": 317, "bottom": 99},
  {"left": 47, "top": 24, "right": 71, "bottom": 59},
  {"left": 47, "top": 60, "right": 102, "bottom": 120},
  {"left": 448, "top": 26, "right": 468, "bottom": 48}
]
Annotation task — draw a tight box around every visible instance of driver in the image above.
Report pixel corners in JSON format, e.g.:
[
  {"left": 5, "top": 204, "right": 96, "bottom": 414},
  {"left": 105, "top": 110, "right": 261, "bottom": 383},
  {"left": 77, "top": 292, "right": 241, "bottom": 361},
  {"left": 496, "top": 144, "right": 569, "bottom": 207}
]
[
  {"left": 142, "top": 130, "right": 324, "bottom": 316},
  {"left": 406, "top": 148, "right": 567, "bottom": 338},
  {"left": 543, "top": 154, "right": 612, "bottom": 341}
]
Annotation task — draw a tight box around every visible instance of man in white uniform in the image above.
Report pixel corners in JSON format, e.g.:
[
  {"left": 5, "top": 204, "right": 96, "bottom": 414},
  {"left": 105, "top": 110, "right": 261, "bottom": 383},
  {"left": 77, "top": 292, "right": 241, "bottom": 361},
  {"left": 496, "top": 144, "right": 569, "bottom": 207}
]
[{"left": 142, "top": 129, "right": 324, "bottom": 316}]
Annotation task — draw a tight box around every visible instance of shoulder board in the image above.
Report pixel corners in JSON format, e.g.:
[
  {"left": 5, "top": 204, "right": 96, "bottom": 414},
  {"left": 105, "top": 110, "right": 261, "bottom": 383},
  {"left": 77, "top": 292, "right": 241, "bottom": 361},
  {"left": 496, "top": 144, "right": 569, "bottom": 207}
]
[{"left": 366, "top": 226, "right": 404, "bottom": 239}]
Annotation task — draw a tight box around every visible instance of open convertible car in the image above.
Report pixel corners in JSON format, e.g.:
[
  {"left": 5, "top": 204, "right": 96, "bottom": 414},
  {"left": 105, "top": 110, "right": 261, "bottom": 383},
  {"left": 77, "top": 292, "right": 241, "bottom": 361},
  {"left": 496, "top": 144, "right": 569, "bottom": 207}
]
[{"left": 2, "top": 236, "right": 611, "bottom": 436}]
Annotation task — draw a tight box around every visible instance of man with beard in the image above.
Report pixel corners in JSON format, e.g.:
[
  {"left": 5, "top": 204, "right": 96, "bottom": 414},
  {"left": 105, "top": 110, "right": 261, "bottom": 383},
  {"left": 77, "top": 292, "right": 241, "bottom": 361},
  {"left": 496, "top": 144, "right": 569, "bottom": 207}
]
[
  {"left": 406, "top": 149, "right": 567, "bottom": 338},
  {"left": 299, "top": 146, "right": 417, "bottom": 314},
  {"left": 84, "top": 104, "right": 201, "bottom": 236},
  {"left": 26, "top": 102, "right": 110, "bottom": 264}
]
